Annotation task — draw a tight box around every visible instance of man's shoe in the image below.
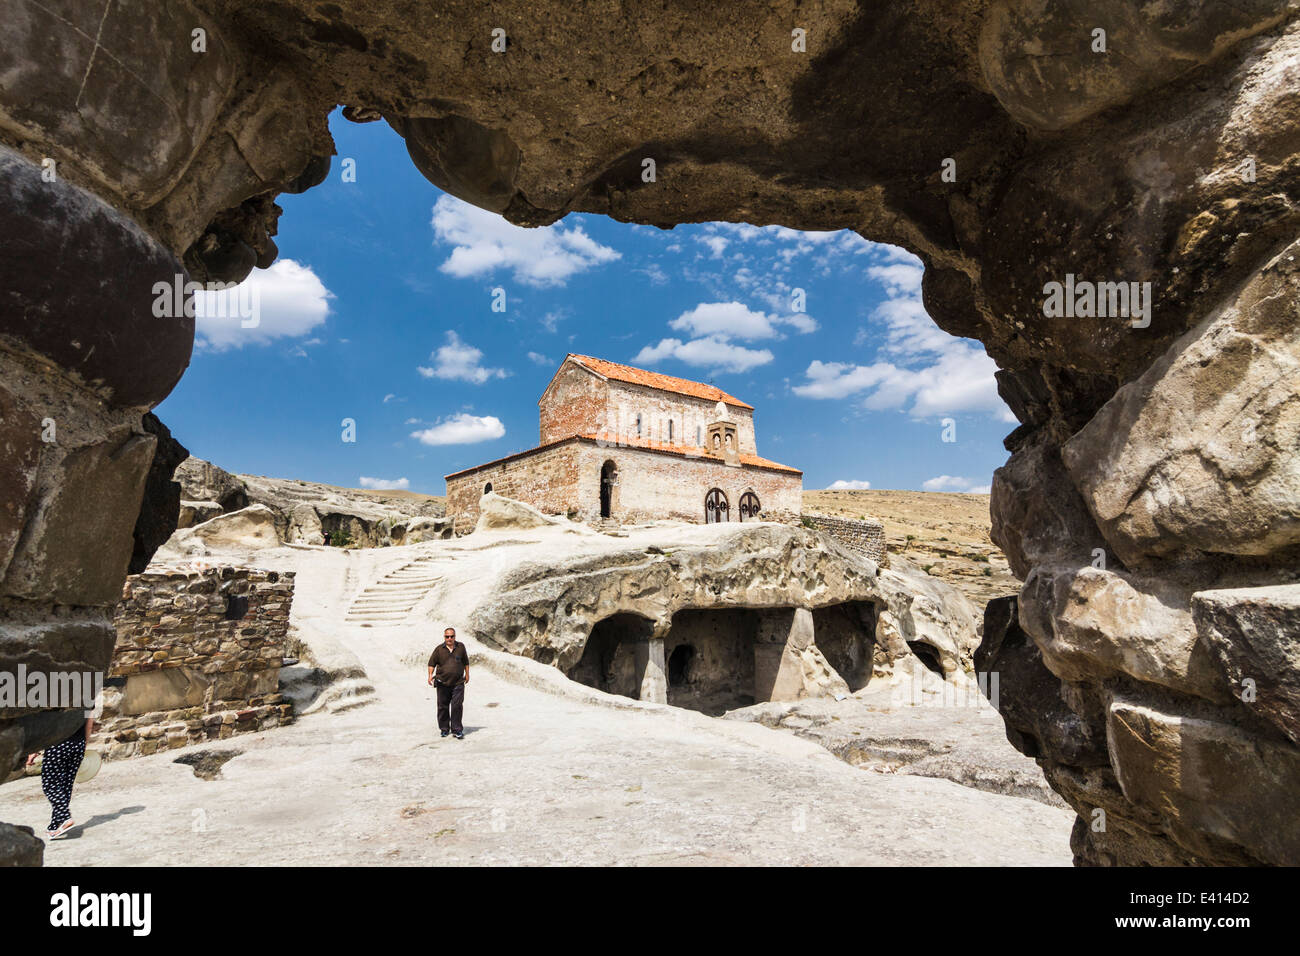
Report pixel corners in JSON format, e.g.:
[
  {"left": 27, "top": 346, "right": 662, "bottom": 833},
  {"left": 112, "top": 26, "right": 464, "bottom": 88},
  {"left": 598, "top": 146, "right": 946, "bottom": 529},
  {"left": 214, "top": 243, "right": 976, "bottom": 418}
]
[
  {"left": 453, "top": 732, "right": 464, "bottom": 739},
  {"left": 440, "top": 730, "right": 450, "bottom": 738}
]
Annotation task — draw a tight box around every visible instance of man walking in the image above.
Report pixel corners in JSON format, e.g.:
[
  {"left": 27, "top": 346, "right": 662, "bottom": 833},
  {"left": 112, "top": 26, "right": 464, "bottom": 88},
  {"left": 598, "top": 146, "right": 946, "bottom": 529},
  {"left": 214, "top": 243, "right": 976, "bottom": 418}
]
[{"left": 428, "top": 626, "right": 469, "bottom": 739}]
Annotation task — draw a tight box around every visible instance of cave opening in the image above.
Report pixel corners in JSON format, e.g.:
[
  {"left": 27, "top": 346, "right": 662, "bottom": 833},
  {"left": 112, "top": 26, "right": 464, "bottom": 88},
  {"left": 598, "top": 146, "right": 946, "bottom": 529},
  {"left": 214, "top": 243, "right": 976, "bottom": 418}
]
[
  {"left": 908, "top": 640, "right": 945, "bottom": 675},
  {"left": 667, "top": 643, "right": 694, "bottom": 686},
  {"left": 664, "top": 608, "right": 759, "bottom": 715},
  {"left": 565, "top": 612, "right": 654, "bottom": 699},
  {"left": 811, "top": 601, "right": 877, "bottom": 692}
]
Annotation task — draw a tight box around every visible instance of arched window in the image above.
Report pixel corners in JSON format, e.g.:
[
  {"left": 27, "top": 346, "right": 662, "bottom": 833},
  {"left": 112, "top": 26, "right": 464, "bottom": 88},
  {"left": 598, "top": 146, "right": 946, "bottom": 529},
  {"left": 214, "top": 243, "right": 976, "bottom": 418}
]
[
  {"left": 484, "top": 482, "right": 493, "bottom": 494},
  {"left": 695, "top": 425, "right": 702, "bottom": 446},
  {"left": 668, "top": 420, "right": 674, "bottom": 442},
  {"left": 705, "top": 488, "right": 729, "bottom": 524},
  {"left": 635, "top": 413, "right": 642, "bottom": 437},
  {"left": 739, "top": 491, "right": 761, "bottom": 521}
]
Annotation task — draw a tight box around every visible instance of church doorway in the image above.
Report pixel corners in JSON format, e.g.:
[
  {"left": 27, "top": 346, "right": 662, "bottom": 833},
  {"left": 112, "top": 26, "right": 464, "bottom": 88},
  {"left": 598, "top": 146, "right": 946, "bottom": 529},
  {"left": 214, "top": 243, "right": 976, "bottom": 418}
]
[
  {"left": 600, "top": 460, "right": 617, "bottom": 518},
  {"left": 705, "top": 487, "right": 729, "bottom": 523}
]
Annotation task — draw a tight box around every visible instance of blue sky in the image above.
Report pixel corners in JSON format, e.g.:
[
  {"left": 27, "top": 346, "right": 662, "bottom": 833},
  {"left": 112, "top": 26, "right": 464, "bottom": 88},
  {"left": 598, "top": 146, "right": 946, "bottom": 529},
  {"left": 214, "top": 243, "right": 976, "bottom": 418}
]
[{"left": 159, "top": 109, "right": 1015, "bottom": 496}]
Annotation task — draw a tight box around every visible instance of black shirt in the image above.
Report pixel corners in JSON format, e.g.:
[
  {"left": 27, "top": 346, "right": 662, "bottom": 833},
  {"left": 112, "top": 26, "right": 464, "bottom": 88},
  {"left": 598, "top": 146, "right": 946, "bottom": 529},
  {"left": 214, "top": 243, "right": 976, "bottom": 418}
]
[{"left": 428, "top": 641, "right": 469, "bottom": 685}]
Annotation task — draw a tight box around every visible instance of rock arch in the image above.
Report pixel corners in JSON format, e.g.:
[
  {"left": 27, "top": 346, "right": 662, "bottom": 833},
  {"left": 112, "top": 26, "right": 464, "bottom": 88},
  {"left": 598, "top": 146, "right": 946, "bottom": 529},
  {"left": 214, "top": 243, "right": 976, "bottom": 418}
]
[{"left": 2, "top": 1, "right": 1299, "bottom": 865}]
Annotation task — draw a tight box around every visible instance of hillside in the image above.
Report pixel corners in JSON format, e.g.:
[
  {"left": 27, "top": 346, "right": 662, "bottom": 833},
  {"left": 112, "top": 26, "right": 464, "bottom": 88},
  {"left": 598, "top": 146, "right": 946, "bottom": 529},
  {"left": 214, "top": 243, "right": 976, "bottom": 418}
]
[{"left": 803, "top": 489, "right": 1019, "bottom": 607}]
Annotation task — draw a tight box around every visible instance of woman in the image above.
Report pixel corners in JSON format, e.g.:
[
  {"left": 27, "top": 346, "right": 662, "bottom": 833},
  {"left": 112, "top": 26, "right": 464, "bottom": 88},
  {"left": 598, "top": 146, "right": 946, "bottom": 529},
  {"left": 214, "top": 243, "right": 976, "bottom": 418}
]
[{"left": 26, "top": 709, "right": 94, "bottom": 840}]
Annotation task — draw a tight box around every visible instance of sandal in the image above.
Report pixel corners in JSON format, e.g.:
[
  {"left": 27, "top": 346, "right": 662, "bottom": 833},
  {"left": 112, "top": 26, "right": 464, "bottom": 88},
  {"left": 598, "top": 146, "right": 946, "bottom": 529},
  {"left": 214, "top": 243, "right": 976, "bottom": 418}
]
[{"left": 46, "top": 820, "right": 76, "bottom": 840}]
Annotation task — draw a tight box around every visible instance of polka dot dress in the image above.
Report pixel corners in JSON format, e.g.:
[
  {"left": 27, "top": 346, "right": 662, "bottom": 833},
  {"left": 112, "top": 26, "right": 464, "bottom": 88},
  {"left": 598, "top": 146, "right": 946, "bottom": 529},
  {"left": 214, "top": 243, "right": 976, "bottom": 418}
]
[{"left": 41, "top": 730, "right": 86, "bottom": 832}]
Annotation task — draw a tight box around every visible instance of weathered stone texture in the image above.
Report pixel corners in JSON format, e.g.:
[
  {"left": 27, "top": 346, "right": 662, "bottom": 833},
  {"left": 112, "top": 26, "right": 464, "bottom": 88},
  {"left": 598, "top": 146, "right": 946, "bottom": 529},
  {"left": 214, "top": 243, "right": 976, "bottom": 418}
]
[
  {"left": 94, "top": 565, "right": 296, "bottom": 759},
  {"left": 2, "top": 0, "right": 1299, "bottom": 866},
  {"left": 1193, "top": 585, "right": 1300, "bottom": 747}
]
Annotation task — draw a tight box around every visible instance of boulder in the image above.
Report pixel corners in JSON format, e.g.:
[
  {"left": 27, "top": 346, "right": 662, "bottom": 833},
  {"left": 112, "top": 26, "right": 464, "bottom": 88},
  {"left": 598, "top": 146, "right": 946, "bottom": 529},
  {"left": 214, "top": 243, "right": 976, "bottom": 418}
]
[
  {"left": 474, "top": 493, "right": 560, "bottom": 533},
  {"left": 1018, "top": 564, "right": 1232, "bottom": 703},
  {"left": 1193, "top": 585, "right": 1300, "bottom": 746},
  {"left": 171, "top": 504, "right": 282, "bottom": 551},
  {"left": 175, "top": 456, "right": 248, "bottom": 512},
  {"left": 1106, "top": 692, "right": 1300, "bottom": 866},
  {"left": 1062, "top": 239, "right": 1300, "bottom": 566},
  {"left": 875, "top": 555, "right": 981, "bottom": 680},
  {"left": 286, "top": 503, "right": 324, "bottom": 545},
  {"left": 178, "top": 500, "right": 223, "bottom": 529}
]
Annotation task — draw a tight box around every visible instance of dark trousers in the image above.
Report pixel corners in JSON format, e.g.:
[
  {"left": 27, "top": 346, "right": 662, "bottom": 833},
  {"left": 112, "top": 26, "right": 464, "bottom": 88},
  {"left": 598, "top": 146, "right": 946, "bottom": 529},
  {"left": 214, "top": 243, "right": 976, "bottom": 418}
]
[
  {"left": 436, "top": 681, "right": 465, "bottom": 734},
  {"left": 41, "top": 730, "right": 85, "bottom": 830}
]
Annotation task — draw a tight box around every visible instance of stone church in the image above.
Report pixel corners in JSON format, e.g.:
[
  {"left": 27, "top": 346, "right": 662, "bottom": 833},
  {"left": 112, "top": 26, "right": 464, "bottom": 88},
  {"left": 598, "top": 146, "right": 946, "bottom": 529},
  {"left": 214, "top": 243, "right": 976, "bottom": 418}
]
[{"left": 445, "top": 354, "right": 803, "bottom": 531}]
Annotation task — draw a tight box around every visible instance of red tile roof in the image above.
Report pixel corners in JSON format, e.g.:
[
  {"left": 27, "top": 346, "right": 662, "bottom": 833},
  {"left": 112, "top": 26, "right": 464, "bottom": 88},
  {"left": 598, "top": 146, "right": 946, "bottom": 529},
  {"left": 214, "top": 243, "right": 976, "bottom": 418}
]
[{"left": 568, "top": 354, "right": 754, "bottom": 410}]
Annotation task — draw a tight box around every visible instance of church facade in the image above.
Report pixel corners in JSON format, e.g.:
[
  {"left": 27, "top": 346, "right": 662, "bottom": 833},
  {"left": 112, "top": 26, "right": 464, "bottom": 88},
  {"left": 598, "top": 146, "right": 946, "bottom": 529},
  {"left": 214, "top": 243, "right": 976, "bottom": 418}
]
[{"left": 444, "top": 354, "right": 803, "bottom": 531}]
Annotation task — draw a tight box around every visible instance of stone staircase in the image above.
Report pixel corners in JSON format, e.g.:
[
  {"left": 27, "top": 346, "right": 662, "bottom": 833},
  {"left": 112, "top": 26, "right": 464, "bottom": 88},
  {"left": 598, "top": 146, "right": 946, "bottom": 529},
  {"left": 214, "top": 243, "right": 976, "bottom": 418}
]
[{"left": 344, "top": 557, "right": 444, "bottom": 627}]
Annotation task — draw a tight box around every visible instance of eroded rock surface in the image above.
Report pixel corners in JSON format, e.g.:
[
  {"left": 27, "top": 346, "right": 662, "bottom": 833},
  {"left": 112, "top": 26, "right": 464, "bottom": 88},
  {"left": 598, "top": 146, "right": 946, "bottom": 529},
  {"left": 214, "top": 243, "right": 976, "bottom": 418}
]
[
  {"left": 2, "top": 0, "right": 1299, "bottom": 864},
  {"left": 172, "top": 456, "right": 449, "bottom": 547}
]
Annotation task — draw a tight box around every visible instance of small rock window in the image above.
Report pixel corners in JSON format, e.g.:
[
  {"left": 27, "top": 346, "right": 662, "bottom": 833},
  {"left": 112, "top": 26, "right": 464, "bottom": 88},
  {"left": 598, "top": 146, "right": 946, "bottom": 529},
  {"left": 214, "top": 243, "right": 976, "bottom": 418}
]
[{"left": 224, "top": 594, "right": 250, "bottom": 621}]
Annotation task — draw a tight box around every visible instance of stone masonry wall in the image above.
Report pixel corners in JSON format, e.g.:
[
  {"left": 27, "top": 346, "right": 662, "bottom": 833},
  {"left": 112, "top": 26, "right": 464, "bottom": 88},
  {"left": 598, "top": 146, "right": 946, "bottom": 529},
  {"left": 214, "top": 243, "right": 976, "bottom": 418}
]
[
  {"left": 597, "top": 380, "right": 758, "bottom": 456},
  {"left": 94, "top": 566, "right": 294, "bottom": 760},
  {"left": 803, "top": 514, "right": 886, "bottom": 562},
  {"left": 573, "top": 442, "right": 800, "bottom": 524},
  {"left": 446, "top": 438, "right": 801, "bottom": 529},
  {"left": 446, "top": 441, "right": 583, "bottom": 532}
]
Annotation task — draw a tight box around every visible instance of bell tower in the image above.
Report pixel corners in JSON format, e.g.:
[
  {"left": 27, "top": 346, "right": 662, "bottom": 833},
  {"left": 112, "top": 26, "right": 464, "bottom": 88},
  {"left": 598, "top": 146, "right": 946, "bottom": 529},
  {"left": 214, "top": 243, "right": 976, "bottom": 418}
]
[{"left": 705, "top": 400, "right": 740, "bottom": 466}]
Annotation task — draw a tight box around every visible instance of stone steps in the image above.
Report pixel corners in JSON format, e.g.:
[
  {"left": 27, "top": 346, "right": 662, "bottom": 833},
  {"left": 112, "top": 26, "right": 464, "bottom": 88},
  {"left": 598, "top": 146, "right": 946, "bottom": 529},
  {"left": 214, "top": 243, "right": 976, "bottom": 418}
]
[{"left": 342, "top": 560, "right": 444, "bottom": 627}]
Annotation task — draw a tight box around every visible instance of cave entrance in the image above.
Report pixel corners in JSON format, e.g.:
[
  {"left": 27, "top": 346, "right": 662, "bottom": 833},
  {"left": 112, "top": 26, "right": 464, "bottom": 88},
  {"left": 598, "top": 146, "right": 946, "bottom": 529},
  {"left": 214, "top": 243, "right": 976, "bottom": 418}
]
[
  {"left": 667, "top": 643, "right": 694, "bottom": 686},
  {"left": 908, "top": 640, "right": 944, "bottom": 675},
  {"left": 811, "top": 601, "right": 878, "bottom": 692},
  {"left": 664, "top": 608, "right": 758, "bottom": 715},
  {"left": 565, "top": 612, "right": 654, "bottom": 699}
]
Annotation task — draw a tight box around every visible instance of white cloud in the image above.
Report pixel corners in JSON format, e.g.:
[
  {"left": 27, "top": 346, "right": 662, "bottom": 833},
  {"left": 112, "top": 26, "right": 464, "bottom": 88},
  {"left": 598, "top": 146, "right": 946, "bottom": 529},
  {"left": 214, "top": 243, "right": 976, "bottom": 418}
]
[
  {"left": 698, "top": 235, "right": 730, "bottom": 257},
  {"left": 195, "top": 259, "right": 332, "bottom": 350},
  {"left": 828, "top": 479, "right": 872, "bottom": 490},
  {"left": 527, "top": 351, "right": 551, "bottom": 366},
  {"left": 359, "top": 476, "right": 410, "bottom": 490},
  {"left": 417, "top": 331, "right": 508, "bottom": 384},
  {"left": 923, "top": 475, "right": 991, "bottom": 494},
  {"left": 794, "top": 252, "right": 1015, "bottom": 421},
  {"left": 410, "top": 413, "right": 505, "bottom": 446},
  {"left": 431, "top": 196, "right": 620, "bottom": 287},
  {"left": 540, "top": 309, "right": 569, "bottom": 333},
  {"left": 670, "top": 301, "right": 778, "bottom": 340},
  {"left": 633, "top": 336, "right": 774, "bottom": 374}
]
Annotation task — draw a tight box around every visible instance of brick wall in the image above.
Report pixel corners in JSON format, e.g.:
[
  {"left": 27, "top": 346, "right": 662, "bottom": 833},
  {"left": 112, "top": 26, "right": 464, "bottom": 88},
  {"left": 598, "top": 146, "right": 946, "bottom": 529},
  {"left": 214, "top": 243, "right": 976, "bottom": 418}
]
[
  {"left": 802, "top": 514, "right": 886, "bottom": 561},
  {"left": 94, "top": 565, "right": 294, "bottom": 759},
  {"left": 538, "top": 362, "right": 611, "bottom": 445},
  {"left": 538, "top": 360, "right": 758, "bottom": 455},
  {"left": 446, "top": 441, "right": 583, "bottom": 532}
]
